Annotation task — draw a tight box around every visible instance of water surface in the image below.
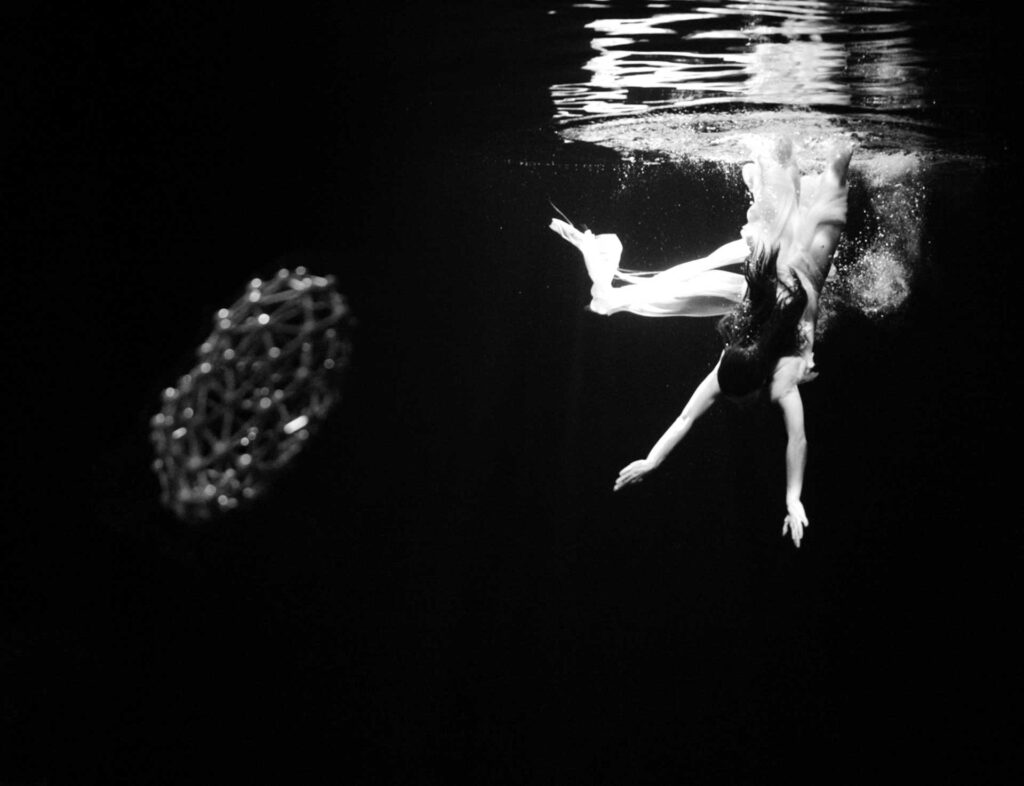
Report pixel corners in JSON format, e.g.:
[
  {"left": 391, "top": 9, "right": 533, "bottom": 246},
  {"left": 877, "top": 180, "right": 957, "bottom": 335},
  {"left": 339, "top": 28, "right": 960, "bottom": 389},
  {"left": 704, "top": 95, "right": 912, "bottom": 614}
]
[{"left": 535, "top": 0, "right": 993, "bottom": 326}]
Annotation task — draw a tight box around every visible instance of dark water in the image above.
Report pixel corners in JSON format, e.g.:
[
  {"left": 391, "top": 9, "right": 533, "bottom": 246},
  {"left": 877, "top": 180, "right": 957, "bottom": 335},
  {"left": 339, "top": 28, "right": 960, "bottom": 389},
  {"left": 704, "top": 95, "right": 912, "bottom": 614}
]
[{"left": 5, "top": 2, "right": 1020, "bottom": 783}]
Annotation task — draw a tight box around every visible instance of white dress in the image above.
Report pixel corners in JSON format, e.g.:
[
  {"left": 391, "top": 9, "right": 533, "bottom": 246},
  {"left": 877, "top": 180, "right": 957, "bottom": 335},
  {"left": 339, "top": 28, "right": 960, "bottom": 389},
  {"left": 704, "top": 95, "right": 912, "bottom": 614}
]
[
  {"left": 548, "top": 219, "right": 748, "bottom": 317},
  {"left": 550, "top": 145, "right": 848, "bottom": 320}
]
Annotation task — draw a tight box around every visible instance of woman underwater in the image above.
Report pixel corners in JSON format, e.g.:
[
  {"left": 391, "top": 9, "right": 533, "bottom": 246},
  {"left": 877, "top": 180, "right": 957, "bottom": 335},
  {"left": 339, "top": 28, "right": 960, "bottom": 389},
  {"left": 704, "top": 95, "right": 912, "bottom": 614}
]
[{"left": 550, "top": 138, "right": 853, "bottom": 548}]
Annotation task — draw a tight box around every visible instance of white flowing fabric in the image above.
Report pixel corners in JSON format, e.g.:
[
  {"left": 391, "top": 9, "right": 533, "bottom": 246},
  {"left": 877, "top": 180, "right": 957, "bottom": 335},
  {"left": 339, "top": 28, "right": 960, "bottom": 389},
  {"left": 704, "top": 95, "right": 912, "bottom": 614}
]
[
  {"left": 741, "top": 148, "right": 849, "bottom": 290},
  {"left": 548, "top": 218, "right": 749, "bottom": 317},
  {"left": 549, "top": 141, "right": 848, "bottom": 319}
]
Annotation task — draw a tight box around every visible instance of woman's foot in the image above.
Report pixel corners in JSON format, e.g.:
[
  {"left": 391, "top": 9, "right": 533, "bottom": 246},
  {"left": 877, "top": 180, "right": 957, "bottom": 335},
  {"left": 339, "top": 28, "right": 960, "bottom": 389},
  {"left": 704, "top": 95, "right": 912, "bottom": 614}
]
[{"left": 549, "top": 218, "right": 621, "bottom": 298}]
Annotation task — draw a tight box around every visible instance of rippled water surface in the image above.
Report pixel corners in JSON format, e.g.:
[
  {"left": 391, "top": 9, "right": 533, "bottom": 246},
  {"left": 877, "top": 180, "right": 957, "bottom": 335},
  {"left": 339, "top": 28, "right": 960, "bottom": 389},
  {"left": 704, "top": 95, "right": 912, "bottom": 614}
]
[
  {"left": 551, "top": 0, "right": 932, "bottom": 118},
  {"left": 544, "top": 0, "right": 991, "bottom": 163},
  {"left": 534, "top": 1, "right": 995, "bottom": 324}
]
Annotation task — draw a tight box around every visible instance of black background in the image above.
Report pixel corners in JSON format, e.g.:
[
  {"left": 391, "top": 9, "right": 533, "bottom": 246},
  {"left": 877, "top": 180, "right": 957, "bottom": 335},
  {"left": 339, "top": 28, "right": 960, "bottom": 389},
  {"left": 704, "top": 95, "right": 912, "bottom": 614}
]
[{"left": 4, "top": 3, "right": 1020, "bottom": 783}]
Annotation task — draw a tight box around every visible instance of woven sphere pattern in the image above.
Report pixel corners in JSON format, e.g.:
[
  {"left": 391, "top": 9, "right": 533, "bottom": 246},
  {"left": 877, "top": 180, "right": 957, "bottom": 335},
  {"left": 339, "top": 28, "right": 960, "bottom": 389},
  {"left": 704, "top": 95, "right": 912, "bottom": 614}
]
[{"left": 150, "top": 267, "right": 353, "bottom": 521}]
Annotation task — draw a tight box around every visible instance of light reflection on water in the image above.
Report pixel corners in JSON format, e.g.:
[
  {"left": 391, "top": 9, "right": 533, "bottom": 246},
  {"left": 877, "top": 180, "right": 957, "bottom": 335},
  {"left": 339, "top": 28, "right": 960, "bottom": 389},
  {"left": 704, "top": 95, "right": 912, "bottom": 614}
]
[
  {"left": 546, "top": 1, "right": 948, "bottom": 326},
  {"left": 551, "top": 0, "right": 929, "bottom": 120}
]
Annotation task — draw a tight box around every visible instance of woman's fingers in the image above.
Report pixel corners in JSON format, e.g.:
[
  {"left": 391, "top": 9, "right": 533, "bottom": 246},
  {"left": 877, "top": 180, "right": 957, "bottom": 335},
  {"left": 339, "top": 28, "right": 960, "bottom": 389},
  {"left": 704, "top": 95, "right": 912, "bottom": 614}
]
[
  {"left": 617, "top": 462, "right": 640, "bottom": 479},
  {"left": 613, "top": 473, "right": 637, "bottom": 491},
  {"left": 783, "top": 515, "right": 804, "bottom": 547},
  {"left": 614, "top": 461, "right": 647, "bottom": 491}
]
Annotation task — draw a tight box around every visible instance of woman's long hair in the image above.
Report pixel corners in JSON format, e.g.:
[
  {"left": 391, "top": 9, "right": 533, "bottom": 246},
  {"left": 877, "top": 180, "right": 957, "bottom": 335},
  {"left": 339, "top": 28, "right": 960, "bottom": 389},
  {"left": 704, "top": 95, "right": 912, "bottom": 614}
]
[{"left": 716, "top": 244, "right": 806, "bottom": 397}]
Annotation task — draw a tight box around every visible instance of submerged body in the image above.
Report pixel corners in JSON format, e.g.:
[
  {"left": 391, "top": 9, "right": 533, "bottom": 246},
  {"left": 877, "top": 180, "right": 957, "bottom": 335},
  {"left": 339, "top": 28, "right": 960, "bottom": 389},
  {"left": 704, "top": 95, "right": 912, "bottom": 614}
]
[
  {"left": 740, "top": 139, "right": 851, "bottom": 398},
  {"left": 740, "top": 138, "right": 851, "bottom": 386},
  {"left": 550, "top": 138, "right": 853, "bottom": 547}
]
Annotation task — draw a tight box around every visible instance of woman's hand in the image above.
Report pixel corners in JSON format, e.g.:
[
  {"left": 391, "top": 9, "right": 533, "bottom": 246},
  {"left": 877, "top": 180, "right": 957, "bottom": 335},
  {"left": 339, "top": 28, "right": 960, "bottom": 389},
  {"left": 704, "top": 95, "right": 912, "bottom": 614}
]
[
  {"left": 782, "top": 500, "right": 809, "bottom": 548},
  {"left": 614, "top": 459, "right": 656, "bottom": 492}
]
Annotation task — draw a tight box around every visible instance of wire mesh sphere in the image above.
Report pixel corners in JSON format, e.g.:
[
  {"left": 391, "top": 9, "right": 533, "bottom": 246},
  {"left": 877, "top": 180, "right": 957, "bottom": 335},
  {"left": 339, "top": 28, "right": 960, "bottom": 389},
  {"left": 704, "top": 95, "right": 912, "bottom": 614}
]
[{"left": 150, "top": 267, "right": 353, "bottom": 521}]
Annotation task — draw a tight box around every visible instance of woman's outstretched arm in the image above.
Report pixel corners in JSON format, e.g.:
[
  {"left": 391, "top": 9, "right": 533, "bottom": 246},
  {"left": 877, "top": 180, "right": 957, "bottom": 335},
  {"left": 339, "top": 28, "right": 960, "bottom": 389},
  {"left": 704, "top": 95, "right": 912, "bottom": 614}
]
[
  {"left": 614, "top": 364, "right": 721, "bottom": 491},
  {"left": 777, "top": 386, "right": 809, "bottom": 547}
]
